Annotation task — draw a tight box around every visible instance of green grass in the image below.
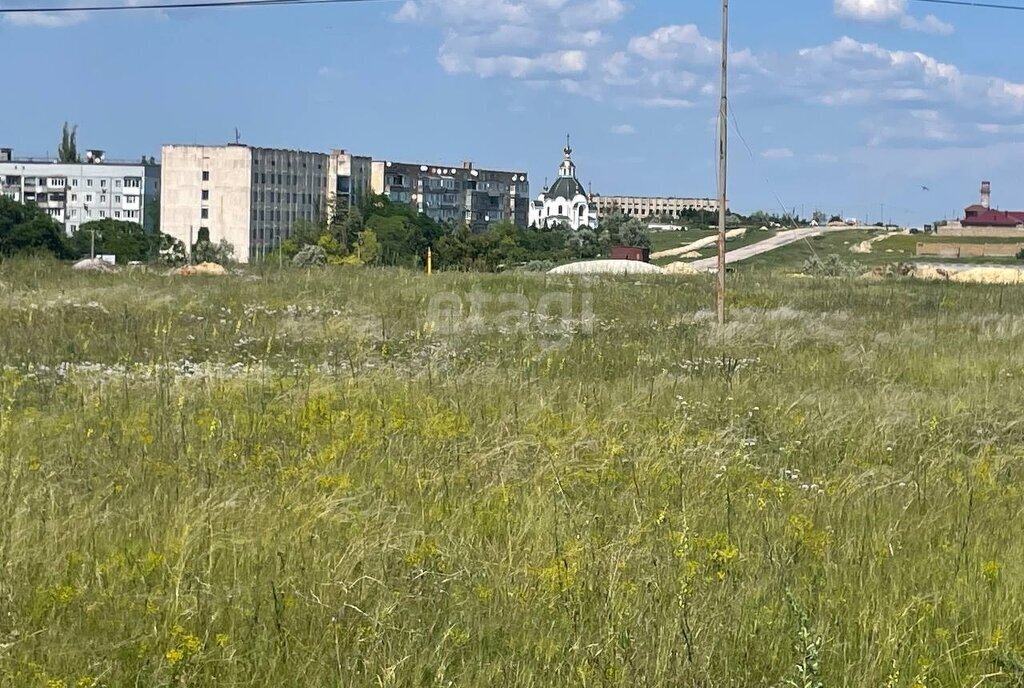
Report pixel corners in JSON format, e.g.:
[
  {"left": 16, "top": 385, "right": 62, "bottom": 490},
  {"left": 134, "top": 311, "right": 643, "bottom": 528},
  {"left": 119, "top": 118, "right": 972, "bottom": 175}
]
[{"left": 4, "top": 257, "right": 1024, "bottom": 686}]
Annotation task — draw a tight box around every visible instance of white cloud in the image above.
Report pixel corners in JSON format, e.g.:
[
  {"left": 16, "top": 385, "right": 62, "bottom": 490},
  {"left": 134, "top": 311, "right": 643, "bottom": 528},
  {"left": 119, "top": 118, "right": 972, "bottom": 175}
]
[
  {"left": 813, "top": 153, "right": 840, "bottom": 164},
  {"left": 628, "top": 24, "right": 717, "bottom": 63},
  {"left": 865, "top": 109, "right": 957, "bottom": 147},
  {"left": 797, "top": 37, "right": 1024, "bottom": 114},
  {"left": 610, "top": 124, "right": 635, "bottom": 135},
  {"left": 640, "top": 97, "right": 693, "bottom": 109},
  {"left": 394, "top": 0, "right": 622, "bottom": 79},
  {"left": 899, "top": 14, "right": 953, "bottom": 35},
  {"left": 835, "top": 0, "right": 905, "bottom": 21},
  {"left": 4, "top": 10, "right": 88, "bottom": 27},
  {"left": 393, "top": 0, "right": 421, "bottom": 22},
  {"left": 761, "top": 148, "right": 794, "bottom": 160},
  {"left": 834, "top": 0, "right": 953, "bottom": 34}
]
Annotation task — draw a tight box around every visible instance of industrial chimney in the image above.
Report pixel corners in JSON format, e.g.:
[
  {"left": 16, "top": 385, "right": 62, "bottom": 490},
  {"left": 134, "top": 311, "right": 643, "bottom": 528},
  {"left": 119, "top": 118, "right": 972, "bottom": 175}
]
[{"left": 981, "top": 180, "right": 991, "bottom": 209}]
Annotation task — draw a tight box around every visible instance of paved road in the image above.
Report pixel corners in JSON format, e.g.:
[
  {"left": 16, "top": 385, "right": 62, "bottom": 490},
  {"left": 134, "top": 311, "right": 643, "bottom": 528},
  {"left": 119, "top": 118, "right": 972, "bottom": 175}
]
[{"left": 686, "top": 227, "right": 849, "bottom": 272}]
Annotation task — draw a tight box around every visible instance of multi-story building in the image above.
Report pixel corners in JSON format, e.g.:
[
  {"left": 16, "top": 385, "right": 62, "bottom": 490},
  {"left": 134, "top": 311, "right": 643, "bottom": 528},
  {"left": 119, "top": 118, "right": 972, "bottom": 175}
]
[
  {"left": 371, "top": 159, "right": 529, "bottom": 230},
  {"left": 0, "top": 147, "right": 159, "bottom": 234},
  {"left": 160, "top": 145, "right": 371, "bottom": 263},
  {"left": 592, "top": 194, "right": 721, "bottom": 220}
]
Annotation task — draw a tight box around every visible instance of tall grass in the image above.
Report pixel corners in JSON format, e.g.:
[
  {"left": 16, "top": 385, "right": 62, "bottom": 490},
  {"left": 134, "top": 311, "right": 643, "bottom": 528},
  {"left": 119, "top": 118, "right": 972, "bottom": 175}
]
[{"left": 2, "top": 256, "right": 1024, "bottom": 686}]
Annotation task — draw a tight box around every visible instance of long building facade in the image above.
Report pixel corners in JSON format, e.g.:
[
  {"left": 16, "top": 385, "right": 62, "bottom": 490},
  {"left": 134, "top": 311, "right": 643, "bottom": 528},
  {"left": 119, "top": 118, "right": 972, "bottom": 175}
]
[
  {"left": 592, "top": 194, "right": 720, "bottom": 220},
  {"left": 0, "top": 147, "right": 159, "bottom": 235},
  {"left": 160, "top": 144, "right": 370, "bottom": 263},
  {"left": 371, "top": 159, "right": 529, "bottom": 230}
]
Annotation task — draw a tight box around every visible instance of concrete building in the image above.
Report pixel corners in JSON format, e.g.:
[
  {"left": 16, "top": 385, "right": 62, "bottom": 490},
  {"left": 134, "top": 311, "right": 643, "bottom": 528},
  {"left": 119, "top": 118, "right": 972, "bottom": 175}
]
[
  {"left": 529, "top": 137, "right": 598, "bottom": 230},
  {"left": 328, "top": 150, "right": 372, "bottom": 215},
  {"left": 371, "top": 159, "right": 529, "bottom": 230},
  {"left": 0, "top": 147, "right": 159, "bottom": 234},
  {"left": 592, "top": 194, "right": 720, "bottom": 221},
  {"left": 161, "top": 145, "right": 371, "bottom": 263}
]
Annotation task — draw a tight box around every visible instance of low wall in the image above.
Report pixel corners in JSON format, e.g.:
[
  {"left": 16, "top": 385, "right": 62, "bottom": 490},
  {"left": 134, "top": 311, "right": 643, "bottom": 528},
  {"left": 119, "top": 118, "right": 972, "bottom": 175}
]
[
  {"left": 917, "top": 242, "right": 1024, "bottom": 258},
  {"left": 937, "top": 226, "right": 1024, "bottom": 238}
]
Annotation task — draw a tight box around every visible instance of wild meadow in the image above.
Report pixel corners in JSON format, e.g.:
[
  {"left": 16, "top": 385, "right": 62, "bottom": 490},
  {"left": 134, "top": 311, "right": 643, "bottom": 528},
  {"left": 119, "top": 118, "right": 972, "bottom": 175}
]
[{"left": 3, "top": 257, "right": 1024, "bottom": 686}]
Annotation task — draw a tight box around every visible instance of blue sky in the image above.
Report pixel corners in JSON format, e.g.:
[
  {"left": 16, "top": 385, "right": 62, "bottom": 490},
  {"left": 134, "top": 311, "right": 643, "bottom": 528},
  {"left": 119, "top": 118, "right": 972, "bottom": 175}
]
[{"left": 3, "top": 0, "right": 1024, "bottom": 224}]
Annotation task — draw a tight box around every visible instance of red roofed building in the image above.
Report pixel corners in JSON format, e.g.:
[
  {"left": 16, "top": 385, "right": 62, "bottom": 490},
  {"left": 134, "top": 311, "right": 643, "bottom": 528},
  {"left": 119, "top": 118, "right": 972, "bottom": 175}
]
[{"left": 963, "top": 181, "right": 1024, "bottom": 227}]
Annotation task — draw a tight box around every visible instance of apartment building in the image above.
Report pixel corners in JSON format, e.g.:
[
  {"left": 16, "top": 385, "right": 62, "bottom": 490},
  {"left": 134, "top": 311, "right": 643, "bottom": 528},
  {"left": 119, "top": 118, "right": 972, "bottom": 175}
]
[
  {"left": 592, "top": 194, "right": 721, "bottom": 220},
  {"left": 160, "top": 145, "right": 370, "bottom": 263},
  {"left": 0, "top": 147, "right": 159, "bottom": 234},
  {"left": 371, "top": 159, "right": 529, "bottom": 230}
]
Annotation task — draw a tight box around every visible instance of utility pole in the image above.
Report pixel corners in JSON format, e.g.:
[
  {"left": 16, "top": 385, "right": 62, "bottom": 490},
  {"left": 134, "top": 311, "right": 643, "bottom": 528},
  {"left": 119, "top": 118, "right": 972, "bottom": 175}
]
[
  {"left": 716, "top": 0, "right": 729, "bottom": 325},
  {"left": 188, "top": 225, "right": 194, "bottom": 266},
  {"left": 89, "top": 229, "right": 95, "bottom": 260}
]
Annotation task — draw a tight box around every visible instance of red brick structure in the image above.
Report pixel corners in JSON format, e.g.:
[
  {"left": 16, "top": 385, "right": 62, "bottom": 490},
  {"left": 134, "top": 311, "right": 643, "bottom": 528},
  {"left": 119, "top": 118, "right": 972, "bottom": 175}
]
[{"left": 610, "top": 245, "right": 651, "bottom": 262}]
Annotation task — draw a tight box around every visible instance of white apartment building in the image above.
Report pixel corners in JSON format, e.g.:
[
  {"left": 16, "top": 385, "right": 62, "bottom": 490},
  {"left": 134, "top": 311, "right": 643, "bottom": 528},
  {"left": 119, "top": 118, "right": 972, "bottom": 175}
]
[
  {"left": 161, "top": 144, "right": 370, "bottom": 263},
  {"left": 592, "top": 194, "right": 721, "bottom": 220},
  {"left": 0, "top": 147, "right": 159, "bottom": 234}
]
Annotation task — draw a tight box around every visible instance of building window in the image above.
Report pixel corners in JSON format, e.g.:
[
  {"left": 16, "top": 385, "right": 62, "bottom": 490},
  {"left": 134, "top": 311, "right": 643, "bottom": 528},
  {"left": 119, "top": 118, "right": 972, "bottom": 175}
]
[
  {"left": 100, "top": 195, "right": 106, "bottom": 203},
  {"left": 70, "top": 225, "right": 77, "bottom": 232},
  {"left": 558, "top": 204, "right": 564, "bottom": 215},
  {"left": 201, "top": 208, "right": 209, "bottom": 219},
  {"left": 201, "top": 190, "right": 209, "bottom": 200},
  {"left": 114, "top": 210, "right": 121, "bottom": 219},
  {"left": 99, "top": 210, "right": 106, "bottom": 218},
  {"left": 86, "top": 179, "right": 93, "bottom": 187},
  {"left": 261, "top": 173, "right": 266, "bottom": 184},
  {"left": 202, "top": 171, "right": 210, "bottom": 181},
  {"left": 115, "top": 180, "right": 121, "bottom": 188},
  {"left": 71, "top": 194, "right": 77, "bottom": 201},
  {"left": 86, "top": 194, "right": 93, "bottom": 202},
  {"left": 114, "top": 195, "right": 120, "bottom": 203},
  {"left": 71, "top": 179, "right": 78, "bottom": 187},
  {"left": 100, "top": 179, "right": 107, "bottom": 188},
  {"left": 70, "top": 209, "right": 78, "bottom": 218}
]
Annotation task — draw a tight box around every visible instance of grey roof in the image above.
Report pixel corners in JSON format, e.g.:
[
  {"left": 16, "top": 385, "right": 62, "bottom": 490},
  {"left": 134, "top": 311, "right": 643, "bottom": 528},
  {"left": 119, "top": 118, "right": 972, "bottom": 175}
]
[{"left": 547, "top": 176, "right": 586, "bottom": 201}]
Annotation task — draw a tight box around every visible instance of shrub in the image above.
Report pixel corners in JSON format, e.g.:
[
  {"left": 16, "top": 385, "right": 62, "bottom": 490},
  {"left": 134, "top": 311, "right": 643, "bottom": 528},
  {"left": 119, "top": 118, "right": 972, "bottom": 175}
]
[
  {"left": 802, "top": 254, "right": 863, "bottom": 277},
  {"left": 292, "top": 244, "right": 328, "bottom": 267}
]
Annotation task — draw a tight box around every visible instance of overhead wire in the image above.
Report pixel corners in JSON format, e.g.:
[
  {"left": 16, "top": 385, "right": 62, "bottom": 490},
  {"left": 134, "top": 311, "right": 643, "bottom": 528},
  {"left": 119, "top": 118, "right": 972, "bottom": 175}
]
[
  {"left": 726, "top": 107, "right": 823, "bottom": 262},
  {"left": 0, "top": 0, "right": 391, "bottom": 14},
  {"left": 908, "top": 0, "right": 1024, "bottom": 10}
]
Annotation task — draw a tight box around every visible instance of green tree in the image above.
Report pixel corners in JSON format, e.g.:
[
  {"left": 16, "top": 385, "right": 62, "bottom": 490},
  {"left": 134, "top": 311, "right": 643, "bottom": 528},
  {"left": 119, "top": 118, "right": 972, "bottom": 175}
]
[
  {"left": 618, "top": 218, "right": 652, "bottom": 249},
  {"left": 191, "top": 237, "right": 235, "bottom": 264},
  {"left": 69, "top": 219, "right": 155, "bottom": 262},
  {"left": 58, "top": 122, "right": 80, "bottom": 163},
  {"left": 0, "top": 197, "right": 72, "bottom": 258},
  {"left": 356, "top": 229, "right": 380, "bottom": 265}
]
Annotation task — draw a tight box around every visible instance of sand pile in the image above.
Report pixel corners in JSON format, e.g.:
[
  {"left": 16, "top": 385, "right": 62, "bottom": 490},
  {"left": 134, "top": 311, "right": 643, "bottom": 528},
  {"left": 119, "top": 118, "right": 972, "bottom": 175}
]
[
  {"left": 176, "top": 262, "right": 227, "bottom": 276},
  {"left": 664, "top": 261, "right": 701, "bottom": 275},
  {"left": 950, "top": 267, "right": 1024, "bottom": 285},
  {"left": 850, "top": 230, "right": 906, "bottom": 254},
  {"left": 650, "top": 228, "right": 748, "bottom": 260},
  {"left": 72, "top": 258, "right": 118, "bottom": 272},
  {"left": 548, "top": 260, "right": 666, "bottom": 275},
  {"left": 910, "top": 265, "right": 951, "bottom": 281}
]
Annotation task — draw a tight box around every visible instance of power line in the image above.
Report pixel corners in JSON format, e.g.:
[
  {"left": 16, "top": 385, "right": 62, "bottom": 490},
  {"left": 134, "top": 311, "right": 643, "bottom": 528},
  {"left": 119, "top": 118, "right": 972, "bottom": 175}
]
[
  {"left": 909, "top": 0, "right": 1024, "bottom": 10},
  {"left": 0, "top": 0, "right": 391, "bottom": 15}
]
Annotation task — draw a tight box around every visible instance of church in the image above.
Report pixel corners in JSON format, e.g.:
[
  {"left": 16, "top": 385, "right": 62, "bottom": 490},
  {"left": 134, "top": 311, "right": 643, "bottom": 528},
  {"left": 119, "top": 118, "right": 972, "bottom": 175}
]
[{"left": 528, "top": 136, "right": 599, "bottom": 231}]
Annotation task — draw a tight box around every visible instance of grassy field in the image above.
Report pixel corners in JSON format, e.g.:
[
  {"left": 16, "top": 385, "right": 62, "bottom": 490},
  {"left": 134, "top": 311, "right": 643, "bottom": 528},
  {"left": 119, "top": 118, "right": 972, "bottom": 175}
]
[{"left": 5, "top": 258, "right": 1024, "bottom": 686}]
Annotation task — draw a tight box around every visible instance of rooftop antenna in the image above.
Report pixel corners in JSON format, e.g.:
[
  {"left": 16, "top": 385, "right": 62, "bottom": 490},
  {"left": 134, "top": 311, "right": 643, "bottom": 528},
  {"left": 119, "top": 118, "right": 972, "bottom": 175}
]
[{"left": 234, "top": 127, "right": 241, "bottom": 145}]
